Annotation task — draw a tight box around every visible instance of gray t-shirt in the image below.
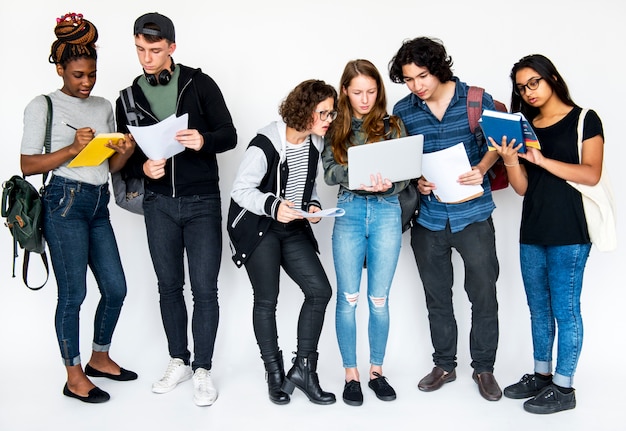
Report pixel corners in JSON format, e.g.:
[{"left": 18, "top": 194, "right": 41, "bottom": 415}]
[{"left": 20, "top": 89, "right": 115, "bottom": 185}]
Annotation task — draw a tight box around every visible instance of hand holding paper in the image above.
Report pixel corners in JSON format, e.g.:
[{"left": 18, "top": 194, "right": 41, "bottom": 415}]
[
  {"left": 176, "top": 128, "right": 205, "bottom": 151},
  {"left": 295, "top": 207, "right": 345, "bottom": 218},
  {"left": 421, "top": 143, "right": 484, "bottom": 203},
  {"left": 128, "top": 113, "right": 188, "bottom": 160}
]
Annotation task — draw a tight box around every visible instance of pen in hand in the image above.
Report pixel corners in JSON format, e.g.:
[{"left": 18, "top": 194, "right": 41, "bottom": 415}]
[{"left": 62, "top": 121, "right": 78, "bottom": 130}]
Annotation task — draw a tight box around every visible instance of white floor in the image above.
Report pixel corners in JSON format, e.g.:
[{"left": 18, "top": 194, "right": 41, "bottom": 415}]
[
  {"left": 0, "top": 325, "right": 622, "bottom": 431},
  {"left": 1, "top": 234, "right": 623, "bottom": 431}
]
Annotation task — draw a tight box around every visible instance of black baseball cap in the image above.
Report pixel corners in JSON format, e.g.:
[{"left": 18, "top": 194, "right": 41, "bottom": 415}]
[{"left": 134, "top": 12, "right": 175, "bottom": 42}]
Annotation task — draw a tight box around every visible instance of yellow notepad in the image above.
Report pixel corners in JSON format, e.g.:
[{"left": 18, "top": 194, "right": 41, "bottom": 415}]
[{"left": 67, "top": 133, "right": 123, "bottom": 167}]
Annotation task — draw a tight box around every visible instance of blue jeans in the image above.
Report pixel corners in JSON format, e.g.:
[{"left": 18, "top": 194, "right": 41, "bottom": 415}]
[
  {"left": 411, "top": 219, "right": 499, "bottom": 373},
  {"left": 143, "top": 190, "right": 222, "bottom": 371},
  {"left": 332, "top": 191, "right": 402, "bottom": 368},
  {"left": 244, "top": 220, "right": 332, "bottom": 359},
  {"left": 520, "top": 243, "right": 591, "bottom": 388},
  {"left": 43, "top": 176, "right": 127, "bottom": 366}
]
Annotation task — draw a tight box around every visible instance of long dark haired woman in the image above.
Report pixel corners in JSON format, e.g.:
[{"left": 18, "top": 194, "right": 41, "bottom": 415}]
[{"left": 492, "top": 54, "right": 604, "bottom": 414}]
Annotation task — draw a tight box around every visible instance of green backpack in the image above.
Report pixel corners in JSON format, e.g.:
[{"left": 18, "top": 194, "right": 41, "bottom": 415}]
[{"left": 1, "top": 95, "right": 51, "bottom": 290}]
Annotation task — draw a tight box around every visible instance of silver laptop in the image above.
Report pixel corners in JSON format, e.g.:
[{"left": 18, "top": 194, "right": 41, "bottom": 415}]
[{"left": 347, "top": 134, "right": 423, "bottom": 190}]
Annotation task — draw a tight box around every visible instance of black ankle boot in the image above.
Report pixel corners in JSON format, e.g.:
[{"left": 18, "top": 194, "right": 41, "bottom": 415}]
[
  {"left": 262, "top": 351, "right": 290, "bottom": 405},
  {"left": 281, "top": 352, "right": 336, "bottom": 405}
]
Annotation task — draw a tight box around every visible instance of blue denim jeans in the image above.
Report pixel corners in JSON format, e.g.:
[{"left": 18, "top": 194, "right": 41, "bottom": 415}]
[
  {"left": 143, "top": 190, "right": 222, "bottom": 371},
  {"left": 332, "top": 191, "right": 402, "bottom": 368},
  {"left": 43, "top": 176, "right": 127, "bottom": 366},
  {"left": 244, "top": 220, "right": 332, "bottom": 359},
  {"left": 520, "top": 243, "right": 591, "bottom": 388},
  {"left": 410, "top": 219, "right": 499, "bottom": 373}
]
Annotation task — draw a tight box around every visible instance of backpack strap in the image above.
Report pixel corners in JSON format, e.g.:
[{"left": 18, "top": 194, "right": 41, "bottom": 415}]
[
  {"left": 383, "top": 115, "right": 391, "bottom": 139},
  {"left": 120, "top": 86, "right": 140, "bottom": 126},
  {"left": 42, "top": 95, "right": 52, "bottom": 188},
  {"left": 22, "top": 251, "right": 49, "bottom": 291},
  {"left": 493, "top": 99, "right": 508, "bottom": 113},
  {"left": 467, "top": 86, "right": 484, "bottom": 134}
]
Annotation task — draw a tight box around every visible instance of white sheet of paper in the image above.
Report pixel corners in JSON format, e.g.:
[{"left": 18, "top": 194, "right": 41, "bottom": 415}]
[
  {"left": 127, "top": 113, "right": 188, "bottom": 160},
  {"left": 421, "top": 143, "right": 484, "bottom": 203},
  {"left": 295, "top": 207, "right": 345, "bottom": 218}
]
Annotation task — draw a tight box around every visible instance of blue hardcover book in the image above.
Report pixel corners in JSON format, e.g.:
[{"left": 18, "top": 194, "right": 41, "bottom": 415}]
[{"left": 478, "top": 109, "right": 541, "bottom": 153}]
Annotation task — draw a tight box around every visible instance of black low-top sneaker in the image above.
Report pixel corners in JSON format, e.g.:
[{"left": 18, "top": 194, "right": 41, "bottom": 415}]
[
  {"left": 343, "top": 380, "right": 363, "bottom": 406},
  {"left": 504, "top": 373, "right": 552, "bottom": 399},
  {"left": 523, "top": 384, "right": 576, "bottom": 414},
  {"left": 368, "top": 372, "right": 396, "bottom": 401}
]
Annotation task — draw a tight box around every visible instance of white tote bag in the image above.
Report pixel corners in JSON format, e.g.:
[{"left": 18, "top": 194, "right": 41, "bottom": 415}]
[{"left": 566, "top": 109, "right": 617, "bottom": 252}]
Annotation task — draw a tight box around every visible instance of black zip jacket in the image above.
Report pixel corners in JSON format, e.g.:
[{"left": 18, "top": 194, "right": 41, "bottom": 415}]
[{"left": 115, "top": 64, "right": 237, "bottom": 197}]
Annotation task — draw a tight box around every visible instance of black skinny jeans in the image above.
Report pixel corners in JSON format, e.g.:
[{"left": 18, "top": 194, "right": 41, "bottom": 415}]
[
  {"left": 244, "top": 220, "right": 332, "bottom": 361},
  {"left": 411, "top": 218, "right": 500, "bottom": 373}
]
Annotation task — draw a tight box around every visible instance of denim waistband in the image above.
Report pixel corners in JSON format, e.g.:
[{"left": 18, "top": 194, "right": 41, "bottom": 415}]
[
  {"left": 339, "top": 189, "right": 398, "bottom": 202},
  {"left": 49, "top": 175, "right": 109, "bottom": 192}
]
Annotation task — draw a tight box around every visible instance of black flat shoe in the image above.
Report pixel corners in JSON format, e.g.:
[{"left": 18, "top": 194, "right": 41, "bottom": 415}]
[
  {"left": 63, "top": 383, "right": 110, "bottom": 403},
  {"left": 85, "top": 363, "right": 138, "bottom": 381},
  {"left": 343, "top": 380, "right": 363, "bottom": 406},
  {"left": 368, "top": 372, "right": 396, "bottom": 401}
]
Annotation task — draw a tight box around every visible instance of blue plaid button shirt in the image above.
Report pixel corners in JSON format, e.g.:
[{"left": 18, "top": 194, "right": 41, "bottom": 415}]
[{"left": 392, "top": 78, "right": 496, "bottom": 233}]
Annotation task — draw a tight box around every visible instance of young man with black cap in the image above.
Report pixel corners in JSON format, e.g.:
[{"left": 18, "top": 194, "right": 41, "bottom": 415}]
[{"left": 116, "top": 12, "right": 237, "bottom": 407}]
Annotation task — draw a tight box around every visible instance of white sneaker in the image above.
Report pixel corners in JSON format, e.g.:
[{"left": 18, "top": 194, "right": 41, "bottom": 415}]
[
  {"left": 152, "top": 358, "right": 193, "bottom": 394},
  {"left": 193, "top": 368, "right": 217, "bottom": 406}
]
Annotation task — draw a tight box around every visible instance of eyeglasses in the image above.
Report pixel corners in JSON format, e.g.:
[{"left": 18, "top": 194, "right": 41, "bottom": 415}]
[
  {"left": 316, "top": 110, "right": 338, "bottom": 122},
  {"left": 515, "top": 77, "right": 543, "bottom": 95}
]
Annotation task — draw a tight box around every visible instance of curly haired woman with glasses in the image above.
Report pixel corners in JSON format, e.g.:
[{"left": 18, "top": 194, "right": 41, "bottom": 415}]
[{"left": 228, "top": 79, "right": 338, "bottom": 405}]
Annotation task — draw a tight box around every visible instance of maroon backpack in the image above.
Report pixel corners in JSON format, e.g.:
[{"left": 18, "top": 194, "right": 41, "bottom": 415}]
[{"left": 467, "top": 86, "right": 509, "bottom": 191}]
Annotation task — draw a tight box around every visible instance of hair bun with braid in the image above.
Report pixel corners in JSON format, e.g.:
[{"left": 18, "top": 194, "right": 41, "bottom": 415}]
[{"left": 49, "top": 13, "right": 98, "bottom": 65}]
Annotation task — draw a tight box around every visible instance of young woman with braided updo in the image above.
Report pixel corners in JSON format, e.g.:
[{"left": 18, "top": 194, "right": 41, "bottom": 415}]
[{"left": 20, "top": 13, "right": 137, "bottom": 403}]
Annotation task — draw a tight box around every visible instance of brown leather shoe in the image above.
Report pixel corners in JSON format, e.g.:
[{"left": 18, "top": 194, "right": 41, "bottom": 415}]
[
  {"left": 418, "top": 367, "right": 456, "bottom": 392},
  {"left": 472, "top": 371, "right": 502, "bottom": 401}
]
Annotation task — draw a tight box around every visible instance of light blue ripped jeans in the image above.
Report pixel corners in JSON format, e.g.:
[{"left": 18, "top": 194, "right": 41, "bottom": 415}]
[{"left": 332, "top": 190, "right": 402, "bottom": 368}]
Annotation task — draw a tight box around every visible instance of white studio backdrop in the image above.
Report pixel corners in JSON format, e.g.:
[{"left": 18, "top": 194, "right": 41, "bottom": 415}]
[{"left": 0, "top": 1, "right": 624, "bottom": 428}]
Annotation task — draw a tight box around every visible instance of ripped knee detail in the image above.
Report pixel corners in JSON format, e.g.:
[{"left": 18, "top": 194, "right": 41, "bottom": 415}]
[
  {"left": 343, "top": 292, "right": 359, "bottom": 307},
  {"left": 369, "top": 295, "right": 387, "bottom": 308}
]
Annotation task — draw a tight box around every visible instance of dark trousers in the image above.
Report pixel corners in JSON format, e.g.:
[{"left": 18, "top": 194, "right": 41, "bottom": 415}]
[
  {"left": 411, "top": 218, "right": 499, "bottom": 373},
  {"left": 44, "top": 176, "right": 127, "bottom": 366},
  {"left": 244, "top": 220, "right": 332, "bottom": 360},
  {"left": 144, "top": 191, "right": 222, "bottom": 371}
]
